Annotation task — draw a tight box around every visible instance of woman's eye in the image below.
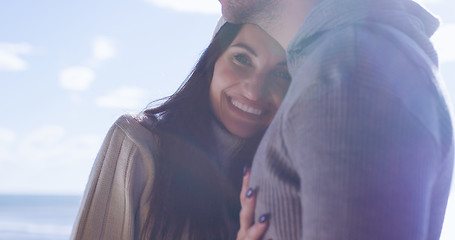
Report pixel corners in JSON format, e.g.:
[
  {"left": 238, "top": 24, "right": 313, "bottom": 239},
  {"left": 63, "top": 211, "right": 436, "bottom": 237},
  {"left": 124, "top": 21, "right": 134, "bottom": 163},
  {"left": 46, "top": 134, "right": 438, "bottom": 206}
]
[
  {"left": 274, "top": 70, "right": 292, "bottom": 82},
  {"left": 234, "top": 54, "right": 251, "bottom": 66}
]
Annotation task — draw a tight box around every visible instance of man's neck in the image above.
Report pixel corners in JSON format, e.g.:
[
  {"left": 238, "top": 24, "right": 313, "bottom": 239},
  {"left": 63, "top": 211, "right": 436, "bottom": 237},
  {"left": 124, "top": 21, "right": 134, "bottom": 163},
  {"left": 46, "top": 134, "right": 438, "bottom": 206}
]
[{"left": 259, "top": 0, "right": 317, "bottom": 50}]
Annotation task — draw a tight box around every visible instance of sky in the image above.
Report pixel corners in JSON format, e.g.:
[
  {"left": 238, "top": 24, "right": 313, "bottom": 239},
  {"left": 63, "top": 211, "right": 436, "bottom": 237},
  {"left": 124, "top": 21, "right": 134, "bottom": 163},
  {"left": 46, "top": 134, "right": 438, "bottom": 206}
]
[{"left": 0, "top": 0, "right": 454, "bottom": 238}]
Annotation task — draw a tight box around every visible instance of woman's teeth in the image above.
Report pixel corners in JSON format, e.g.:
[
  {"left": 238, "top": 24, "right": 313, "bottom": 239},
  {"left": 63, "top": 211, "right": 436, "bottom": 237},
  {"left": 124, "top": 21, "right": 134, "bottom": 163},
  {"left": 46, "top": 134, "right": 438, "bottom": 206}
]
[{"left": 231, "top": 99, "right": 262, "bottom": 115}]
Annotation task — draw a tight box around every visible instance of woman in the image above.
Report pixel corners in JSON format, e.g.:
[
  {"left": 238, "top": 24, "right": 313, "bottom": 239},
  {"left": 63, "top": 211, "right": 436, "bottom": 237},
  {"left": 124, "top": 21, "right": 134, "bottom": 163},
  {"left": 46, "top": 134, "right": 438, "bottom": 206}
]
[{"left": 71, "top": 22, "right": 290, "bottom": 240}]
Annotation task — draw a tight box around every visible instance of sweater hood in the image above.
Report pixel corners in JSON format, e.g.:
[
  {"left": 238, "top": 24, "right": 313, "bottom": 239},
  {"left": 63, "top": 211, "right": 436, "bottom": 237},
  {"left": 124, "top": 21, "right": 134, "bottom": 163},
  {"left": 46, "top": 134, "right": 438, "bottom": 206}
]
[{"left": 288, "top": 0, "right": 440, "bottom": 66}]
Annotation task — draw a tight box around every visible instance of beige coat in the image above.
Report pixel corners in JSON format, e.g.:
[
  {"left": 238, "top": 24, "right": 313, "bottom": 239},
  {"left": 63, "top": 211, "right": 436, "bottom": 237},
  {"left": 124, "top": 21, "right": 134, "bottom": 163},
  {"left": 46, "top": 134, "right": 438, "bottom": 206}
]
[
  {"left": 71, "top": 115, "right": 243, "bottom": 239},
  {"left": 71, "top": 115, "right": 159, "bottom": 239}
]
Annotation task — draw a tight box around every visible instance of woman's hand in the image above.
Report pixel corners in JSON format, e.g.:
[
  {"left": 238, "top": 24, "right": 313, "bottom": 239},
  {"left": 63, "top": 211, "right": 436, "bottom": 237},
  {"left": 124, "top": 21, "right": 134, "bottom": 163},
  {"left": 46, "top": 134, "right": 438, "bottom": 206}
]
[{"left": 236, "top": 169, "right": 269, "bottom": 240}]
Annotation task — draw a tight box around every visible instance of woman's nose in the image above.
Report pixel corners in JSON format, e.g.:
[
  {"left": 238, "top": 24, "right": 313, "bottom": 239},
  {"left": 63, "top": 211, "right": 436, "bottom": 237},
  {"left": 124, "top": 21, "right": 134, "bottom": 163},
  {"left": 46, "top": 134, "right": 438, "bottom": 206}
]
[{"left": 243, "top": 74, "right": 268, "bottom": 101}]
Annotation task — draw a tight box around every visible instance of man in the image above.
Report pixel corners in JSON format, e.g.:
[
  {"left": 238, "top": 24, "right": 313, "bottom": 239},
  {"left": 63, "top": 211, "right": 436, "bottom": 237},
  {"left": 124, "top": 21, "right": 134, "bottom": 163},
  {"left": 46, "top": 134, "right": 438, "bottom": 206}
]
[{"left": 219, "top": 0, "right": 454, "bottom": 239}]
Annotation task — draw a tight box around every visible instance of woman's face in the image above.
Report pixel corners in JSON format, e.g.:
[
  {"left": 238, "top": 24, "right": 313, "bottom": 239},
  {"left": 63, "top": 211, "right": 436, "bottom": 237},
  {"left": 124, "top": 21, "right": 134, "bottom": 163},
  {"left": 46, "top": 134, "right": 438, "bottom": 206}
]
[{"left": 210, "top": 23, "right": 290, "bottom": 138}]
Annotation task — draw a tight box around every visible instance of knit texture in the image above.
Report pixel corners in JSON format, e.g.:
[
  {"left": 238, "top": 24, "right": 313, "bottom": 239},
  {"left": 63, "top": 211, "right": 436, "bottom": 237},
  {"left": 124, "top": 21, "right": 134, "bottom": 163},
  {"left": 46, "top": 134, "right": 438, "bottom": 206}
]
[{"left": 249, "top": 0, "right": 453, "bottom": 239}]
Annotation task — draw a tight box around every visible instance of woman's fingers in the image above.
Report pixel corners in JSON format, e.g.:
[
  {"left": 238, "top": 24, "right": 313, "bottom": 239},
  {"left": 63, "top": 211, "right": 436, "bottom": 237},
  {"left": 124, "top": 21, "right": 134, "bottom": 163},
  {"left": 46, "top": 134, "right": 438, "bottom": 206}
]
[
  {"left": 239, "top": 168, "right": 253, "bottom": 226},
  {"left": 240, "top": 167, "right": 250, "bottom": 206},
  {"left": 243, "top": 215, "right": 269, "bottom": 240},
  {"left": 238, "top": 168, "right": 253, "bottom": 239},
  {"left": 239, "top": 187, "right": 255, "bottom": 229},
  {"left": 237, "top": 213, "right": 270, "bottom": 240},
  {"left": 237, "top": 168, "right": 270, "bottom": 240}
]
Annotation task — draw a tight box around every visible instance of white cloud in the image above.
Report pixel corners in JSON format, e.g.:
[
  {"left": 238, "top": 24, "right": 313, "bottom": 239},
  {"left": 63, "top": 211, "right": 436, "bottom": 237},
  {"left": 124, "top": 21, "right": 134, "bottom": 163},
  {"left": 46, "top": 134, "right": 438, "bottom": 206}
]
[
  {"left": 93, "top": 36, "right": 116, "bottom": 61},
  {"left": 0, "top": 43, "right": 32, "bottom": 71},
  {"left": 145, "top": 0, "right": 220, "bottom": 14},
  {"left": 19, "top": 126, "right": 101, "bottom": 164},
  {"left": 96, "top": 87, "right": 148, "bottom": 110},
  {"left": 0, "top": 128, "right": 16, "bottom": 162},
  {"left": 0, "top": 128, "right": 16, "bottom": 143},
  {"left": 59, "top": 66, "right": 95, "bottom": 91},
  {"left": 0, "top": 125, "right": 103, "bottom": 194},
  {"left": 60, "top": 36, "right": 114, "bottom": 91},
  {"left": 19, "top": 125, "right": 66, "bottom": 163},
  {"left": 432, "top": 24, "right": 455, "bottom": 63}
]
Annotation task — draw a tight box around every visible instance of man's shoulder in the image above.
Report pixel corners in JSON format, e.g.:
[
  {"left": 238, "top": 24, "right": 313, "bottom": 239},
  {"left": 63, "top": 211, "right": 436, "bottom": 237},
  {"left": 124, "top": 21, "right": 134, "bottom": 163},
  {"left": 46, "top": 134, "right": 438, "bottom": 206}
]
[
  {"left": 288, "top": 23, "right": 452, "bottom": 153},
  {"left": 304, "top": 23, "right": 417, "bottom": 64},
  {"left": 292, "top": 22, "right": 437, "bottom": 90}
]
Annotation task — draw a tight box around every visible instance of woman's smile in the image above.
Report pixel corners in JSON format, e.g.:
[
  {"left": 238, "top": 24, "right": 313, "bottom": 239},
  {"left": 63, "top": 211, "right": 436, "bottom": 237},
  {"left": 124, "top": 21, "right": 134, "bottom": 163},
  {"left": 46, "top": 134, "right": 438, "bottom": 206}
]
[
  {"left": 210, "top": 23, "right": 290, "bottom": 138},
  {"left": 228, "top": 95, "right": 266, "bottom": 117}
]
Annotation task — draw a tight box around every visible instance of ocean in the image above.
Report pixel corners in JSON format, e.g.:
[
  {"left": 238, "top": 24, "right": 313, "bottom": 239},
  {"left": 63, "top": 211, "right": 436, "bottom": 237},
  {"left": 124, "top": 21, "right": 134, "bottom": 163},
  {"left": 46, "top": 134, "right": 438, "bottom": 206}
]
[
  {"left": 0, "top": 194, "right": 453, "bottom": 239},
  {"left": 0, "top": 195, "right": 82, "bottom": 240}
]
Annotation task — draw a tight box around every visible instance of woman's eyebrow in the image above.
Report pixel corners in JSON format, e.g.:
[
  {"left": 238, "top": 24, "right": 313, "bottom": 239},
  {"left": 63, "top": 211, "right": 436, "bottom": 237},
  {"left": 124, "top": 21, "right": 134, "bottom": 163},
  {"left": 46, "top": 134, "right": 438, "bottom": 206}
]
[{"left": 231, "top": 43, "right": 257, "bottom": 57}]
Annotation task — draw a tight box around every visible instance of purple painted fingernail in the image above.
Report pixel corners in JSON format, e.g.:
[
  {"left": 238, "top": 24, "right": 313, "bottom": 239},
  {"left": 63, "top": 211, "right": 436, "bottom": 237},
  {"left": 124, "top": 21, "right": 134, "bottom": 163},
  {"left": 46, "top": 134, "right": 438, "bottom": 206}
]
[
  {"left": 246, "top": 188, "right": 254, "bottom": 198},
  {"left": 259, "top": 214, "right": 270, "bottom": 223},
  {"left": 243, "top": 166, "right": 248, "bottom": 176}
]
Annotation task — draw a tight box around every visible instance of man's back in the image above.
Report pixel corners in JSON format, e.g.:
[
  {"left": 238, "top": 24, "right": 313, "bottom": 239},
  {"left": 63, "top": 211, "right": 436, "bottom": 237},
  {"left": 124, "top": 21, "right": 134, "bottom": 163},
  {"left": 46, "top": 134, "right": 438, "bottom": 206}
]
[{"left": 249, "top": 0, "right": 454, "bottom": 239}]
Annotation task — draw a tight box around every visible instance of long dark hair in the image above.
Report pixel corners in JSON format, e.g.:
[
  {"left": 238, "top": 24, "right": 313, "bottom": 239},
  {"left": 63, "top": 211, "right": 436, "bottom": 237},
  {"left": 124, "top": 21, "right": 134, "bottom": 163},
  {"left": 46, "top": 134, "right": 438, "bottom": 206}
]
[{"left": 139, "top": 23, "right": 263, "bottom": 240}]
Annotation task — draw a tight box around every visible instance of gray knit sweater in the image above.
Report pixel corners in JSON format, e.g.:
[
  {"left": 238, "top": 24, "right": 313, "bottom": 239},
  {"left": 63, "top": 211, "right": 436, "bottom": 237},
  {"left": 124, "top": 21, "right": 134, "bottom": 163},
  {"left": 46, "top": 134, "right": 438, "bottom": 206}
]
[{"left": 249, "top": 0, "right": 454, "bottom": 239}]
